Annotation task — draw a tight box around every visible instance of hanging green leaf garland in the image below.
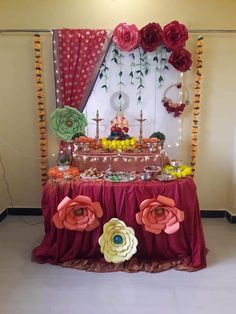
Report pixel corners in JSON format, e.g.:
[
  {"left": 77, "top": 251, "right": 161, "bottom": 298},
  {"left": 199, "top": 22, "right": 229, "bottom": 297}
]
[
  {"left": 153, "top": 46, "right": 169, "bottom": 87},
  {"left": 99, "top": 60, "right": 109, "bottom": 92},
  {"left": 111, "top": 45, "right": 125, "bottom": 109}
]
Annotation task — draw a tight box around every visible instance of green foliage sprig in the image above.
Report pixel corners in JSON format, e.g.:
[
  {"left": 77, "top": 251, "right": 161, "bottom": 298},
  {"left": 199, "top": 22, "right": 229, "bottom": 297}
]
[
  {"left": 129, "top": 52, "right": 135, "bottom": 85},
  {"left": 111, "top": 46, "right": 125, "bottom": 109},
  {"left": 149, "top": 131, "right": 166, "bottom": 141},
  {"left": 99, "top": 59, "right": 109, "bottom": 92},
  {"left": 153, "top": 46, "right": 169, "bottom": 86}
]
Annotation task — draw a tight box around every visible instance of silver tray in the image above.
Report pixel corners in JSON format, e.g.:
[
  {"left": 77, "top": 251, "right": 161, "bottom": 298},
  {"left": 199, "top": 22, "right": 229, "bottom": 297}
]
[
  {"left": 104, "top": 172, "right": 136, "bottom": 183},
  {"left": 156, "top": 174, "right": 176, "bottom": 181}
]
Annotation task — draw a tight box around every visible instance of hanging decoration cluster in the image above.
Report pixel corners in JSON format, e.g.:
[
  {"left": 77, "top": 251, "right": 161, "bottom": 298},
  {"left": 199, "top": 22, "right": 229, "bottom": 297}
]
[
  {"left": 101, "top": 20, "right": 192, "bottom": 105},
  {"left": 33, "top": 34, "right": 48, "bottom": 185},
  {"left": 53, "top": 193, "right": 185, "bottom": 264},
  {"left": 162, "top": 82, "right": 190, "bottom": 117},
  {"left": 191, "top": 36, "right": 204, "bottom": 176},
  {"left": 112, "top": 21, "right": 192, "bottom": 72}
]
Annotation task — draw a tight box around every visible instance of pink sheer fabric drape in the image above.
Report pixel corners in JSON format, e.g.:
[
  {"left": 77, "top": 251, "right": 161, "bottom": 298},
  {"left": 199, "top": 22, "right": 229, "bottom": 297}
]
[{"left": 54, "top": 29, "right": 110, "bottom": 111}]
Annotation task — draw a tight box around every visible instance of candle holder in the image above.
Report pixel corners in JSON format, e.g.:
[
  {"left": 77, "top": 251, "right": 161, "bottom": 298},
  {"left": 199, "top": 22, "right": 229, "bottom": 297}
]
[
  {"left": 135, "top": 110, "right": 146, "bottom": 152},
  {"left": 92, "top": 110, "right": 103, "bottom": 149}
]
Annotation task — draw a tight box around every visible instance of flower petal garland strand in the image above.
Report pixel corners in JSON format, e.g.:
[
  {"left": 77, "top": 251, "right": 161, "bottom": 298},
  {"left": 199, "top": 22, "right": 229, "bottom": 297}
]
[
  {"left": 98, "top": 218, "right": 138, "bottom": 263},
  {"left": 136, "top": 195, "right": 185, "bottom": 235},
  {"left": 33, "top": 34, "right": 48, "bottom": 186},
  {"left": 113, "top": 22, "right": 139, "bottom": 52},
  {"left": 139, "top": 22, "right": 163, "bottom": 52},
  {"left": 53, "top": 195, "right": 103, "bottom": 231},
  {"left": 191, "top": 36, "right": 204, "bottom": 177},
  {"left": 50, "top": 106, "right": 88, "bottom": 142},
  {"left": 163, "top": 20, "right": 188, "bottom": 50}
]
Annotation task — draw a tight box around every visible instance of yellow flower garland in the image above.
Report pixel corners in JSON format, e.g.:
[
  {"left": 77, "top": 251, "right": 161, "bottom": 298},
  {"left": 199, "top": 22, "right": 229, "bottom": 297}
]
[
  {"left": 34, "top": 34, "right": 48, "bottom": 186},
  {"left": 191, "top": 36, "right": 203, "bottom": 177},
  {"left": 163, "top": 165, "right": 192, "bottom": 178}
]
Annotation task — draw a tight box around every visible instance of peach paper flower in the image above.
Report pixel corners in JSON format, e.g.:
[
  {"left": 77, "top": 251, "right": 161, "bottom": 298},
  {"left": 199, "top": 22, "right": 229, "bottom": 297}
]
[
  {"left": 136, "top": 195, "right": 184, "bottom": 235},
  {"left": 53, "top": 195, "right": 103, "bottom": 231},
  {"left": 113, "top": 23, "right": 139, "bottom": 51}
]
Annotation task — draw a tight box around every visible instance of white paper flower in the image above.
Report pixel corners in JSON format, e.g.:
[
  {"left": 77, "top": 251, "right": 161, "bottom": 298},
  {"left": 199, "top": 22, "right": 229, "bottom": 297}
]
[{"left": 98, "top": 218, "right": 138, "bottom": 263}]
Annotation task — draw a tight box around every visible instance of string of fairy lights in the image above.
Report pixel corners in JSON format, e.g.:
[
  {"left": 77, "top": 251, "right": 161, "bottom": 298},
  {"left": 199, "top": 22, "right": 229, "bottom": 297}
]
[
  {"left": 165, "top": 72, "right": 183, "bottom": 152},
  {"left": 75, "top": 152, "right": 167, "bottom": 164}
]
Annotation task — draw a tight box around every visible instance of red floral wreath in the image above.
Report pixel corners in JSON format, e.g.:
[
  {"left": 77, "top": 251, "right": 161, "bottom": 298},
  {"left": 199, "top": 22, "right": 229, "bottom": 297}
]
[{"left": 162, "top": 83, "right": 190, "bottom": 117}]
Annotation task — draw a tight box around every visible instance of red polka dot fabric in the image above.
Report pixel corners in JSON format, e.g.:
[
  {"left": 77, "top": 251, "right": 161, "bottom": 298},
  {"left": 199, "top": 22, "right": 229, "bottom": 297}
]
[{"left": 57, "top": 29, "right": 108, "bottom": 110}]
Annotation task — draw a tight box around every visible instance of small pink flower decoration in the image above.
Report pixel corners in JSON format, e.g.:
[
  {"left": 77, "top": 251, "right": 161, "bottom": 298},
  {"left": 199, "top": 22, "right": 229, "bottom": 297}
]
[
  {"left": 113, "top": 22, "right": 139, "bottom": 51},
  {"left": 53, "top": 195, "right": 103, "bottom": 231},
  {"left": 136, "top": 195, "right": 184, "bottom": 235}
]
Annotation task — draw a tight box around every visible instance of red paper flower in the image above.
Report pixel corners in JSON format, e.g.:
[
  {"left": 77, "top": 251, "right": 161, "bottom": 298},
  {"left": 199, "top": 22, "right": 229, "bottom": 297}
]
[
  {"left": 53, "top": 195, "right": 103, "bottom": 231},
  {"left": 163, "top": 20, "right": 188, "bottom": 50},
  {"left": 113, "top": 23, "right": 139, "bottom": 51},
  {"left": 139, "top": 23, "right": 163, "bottom": 52},
  {"left": 136, "top": 195, "right": 184, "bottom": 235},
  {"left": 168, "top": 48, "right": 192, "bottom": 72}
]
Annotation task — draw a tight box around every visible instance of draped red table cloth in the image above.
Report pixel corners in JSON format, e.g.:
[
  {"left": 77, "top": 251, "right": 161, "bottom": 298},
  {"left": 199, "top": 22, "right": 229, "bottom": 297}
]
[{"left": 32, "top": 177, "right": 207, "bottom": 272}]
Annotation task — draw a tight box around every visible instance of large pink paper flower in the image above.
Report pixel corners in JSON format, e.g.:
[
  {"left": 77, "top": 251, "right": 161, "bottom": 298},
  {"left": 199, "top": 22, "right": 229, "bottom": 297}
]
[
  {"left": 113, "top": 22, "right": 139, "bottom": 51},
  {"left": 163, "top": 20, "right": 188, "bottom": 50},
  {"left": 53, "top": 195, "right": 103, "bottom": 231},
  {"left": 136, "top": 195, "right": 184, "bottom": 235}
]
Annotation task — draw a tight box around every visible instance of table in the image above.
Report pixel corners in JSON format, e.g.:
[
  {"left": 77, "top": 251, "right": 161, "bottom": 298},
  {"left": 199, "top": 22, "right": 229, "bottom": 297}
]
[{"left": 32, "top": 177, "right": 207, "bottom": 272}]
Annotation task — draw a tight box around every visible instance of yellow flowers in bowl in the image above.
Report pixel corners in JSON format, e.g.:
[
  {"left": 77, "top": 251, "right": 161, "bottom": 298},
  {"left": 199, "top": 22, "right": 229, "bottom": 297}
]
[
  {"left": 101, "top": 137, "right": 137, "bottom": 152},
  {"left": 163, "top": 165, "right": 192, "bottom": 178}
]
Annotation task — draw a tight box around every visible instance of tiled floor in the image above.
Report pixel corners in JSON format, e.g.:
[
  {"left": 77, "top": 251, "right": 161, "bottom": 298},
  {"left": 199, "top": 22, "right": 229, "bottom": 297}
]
[{"left": 0, "top": 216, "right": 235, "bottom": 314}]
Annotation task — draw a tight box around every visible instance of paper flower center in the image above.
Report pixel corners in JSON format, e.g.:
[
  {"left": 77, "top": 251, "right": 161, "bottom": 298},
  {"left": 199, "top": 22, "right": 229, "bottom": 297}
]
[
  {"left": 155, "top": 207, "right": 165, "bottom": 216},
  {"left": 74, "top": 208, "right": 84, "bottom": 216},
  {"left": 113, "top": 234, "right": 123, "bottom": 245},
  {"left": 66, "top": 119, "right": 73, "bottom": 127}
]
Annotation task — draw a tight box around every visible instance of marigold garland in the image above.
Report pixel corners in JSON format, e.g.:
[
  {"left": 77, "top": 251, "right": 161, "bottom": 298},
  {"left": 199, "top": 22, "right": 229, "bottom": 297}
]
[
  {"left": 34, "top": 34, "right": 48, "bottom": 185},
  {"left": 191, "top": 36, "right": 204, "bottom": 177}
]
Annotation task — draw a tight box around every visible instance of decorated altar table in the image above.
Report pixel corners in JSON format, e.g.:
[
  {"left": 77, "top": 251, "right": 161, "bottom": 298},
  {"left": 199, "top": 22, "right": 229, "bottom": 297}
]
[{"left": 32, "top": 176, "right": 207, "bottom": 272}]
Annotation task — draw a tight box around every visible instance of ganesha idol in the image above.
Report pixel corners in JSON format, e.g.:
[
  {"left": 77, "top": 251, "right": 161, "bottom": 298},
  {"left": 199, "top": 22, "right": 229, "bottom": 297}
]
[{"left": 108, "top": 112, "right": 131, "bottom": 140}]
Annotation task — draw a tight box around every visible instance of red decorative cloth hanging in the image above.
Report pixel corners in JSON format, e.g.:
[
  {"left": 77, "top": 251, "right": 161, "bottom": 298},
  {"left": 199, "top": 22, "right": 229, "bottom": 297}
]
[{"left": 53, "top": 29, "right": 111, "bottom": 111}]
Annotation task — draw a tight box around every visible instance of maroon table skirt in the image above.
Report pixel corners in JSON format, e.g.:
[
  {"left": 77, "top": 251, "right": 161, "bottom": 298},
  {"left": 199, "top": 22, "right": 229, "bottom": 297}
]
[{"left": 32, "top": 177, "right": 207, "bottom": 272}]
